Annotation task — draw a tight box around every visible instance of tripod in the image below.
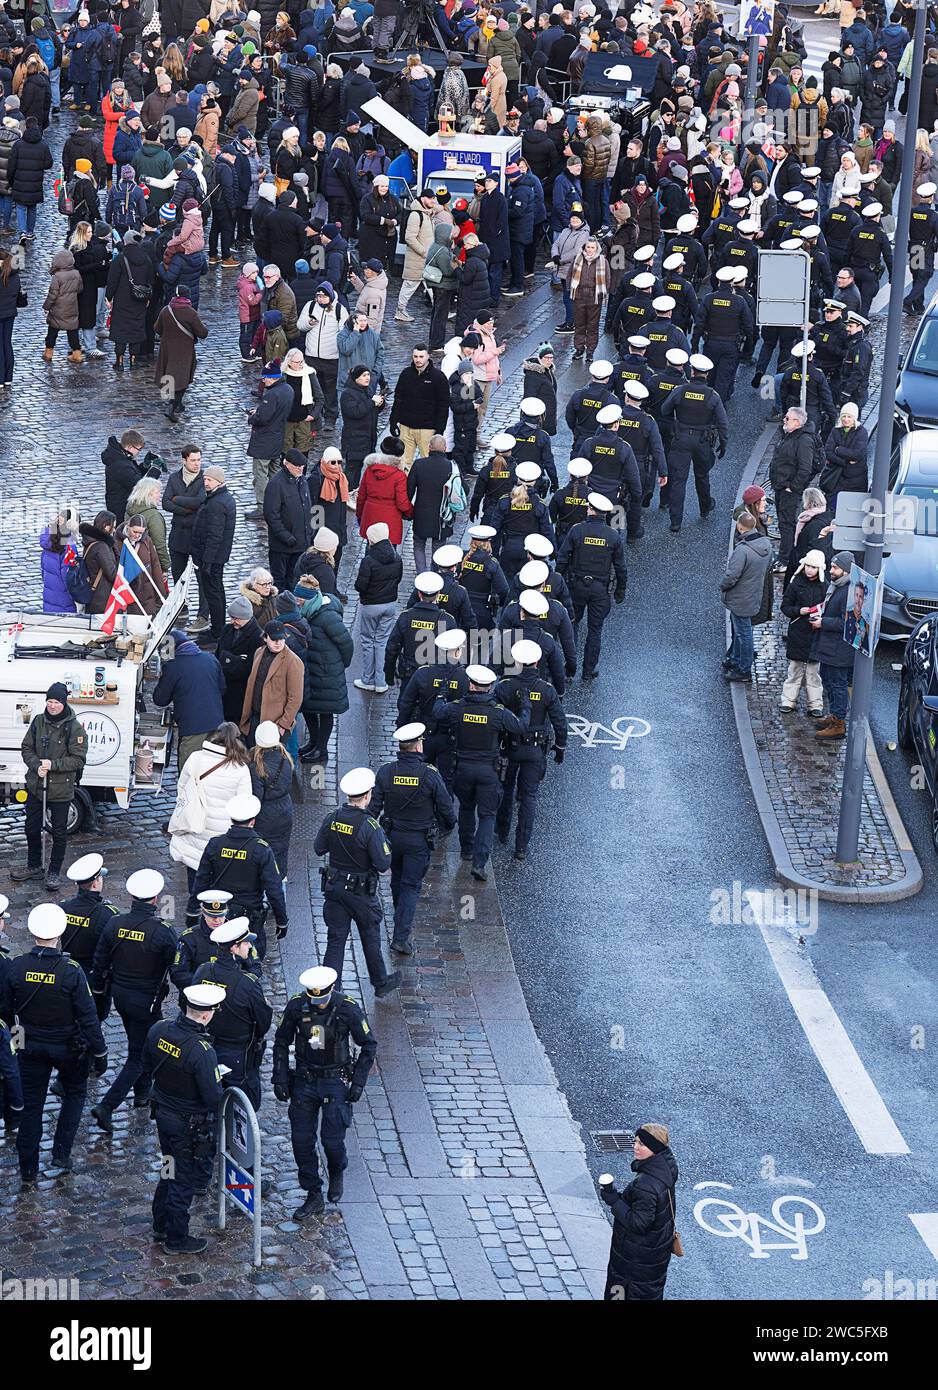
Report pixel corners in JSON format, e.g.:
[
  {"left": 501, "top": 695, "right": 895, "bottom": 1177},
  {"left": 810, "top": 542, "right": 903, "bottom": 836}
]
[{"left": 388, "top": 1, "right": 449, "bottom": 59}]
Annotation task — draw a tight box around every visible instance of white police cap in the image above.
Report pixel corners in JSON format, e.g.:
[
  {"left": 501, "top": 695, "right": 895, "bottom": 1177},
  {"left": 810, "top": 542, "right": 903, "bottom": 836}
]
[
  {"left": 676, "top": 212, "right": 697, "bottom": 232},
  {"left": 632, "top": 244, "right": 655, "bottom": 262},
  {"left": 468, "top": 524, "right": 497, "bottom": 540},
  {"left": 300, "top": 965, "right": 337, "bottom": 997},
  {"left": 518, "top": 559, "right": 550, "bottom": 588},
  {"left": 465, "top": 664, "right": 497, "bottom": 685},
  {"left": 783, "top": 190, "right": 804, "bottom": 205},
  {"left": 0, "top": 894, "right": 8, "bottom": 918},
  {"left": 67, "top": 852, "right": 105, "bottom": 883},
  {"left": 589, "top": 358, "right": 613, "bottom": 376},
  {"left": 728, "top": 196, "right": 748, "bottom": 210},
  {"left": 715, "top": 266, "right": 736, "bottom": 282},
  {"left": 847, "top": 311, "right": 870, "bottom": 327},
  {"left": 652, "top": 295, "right": 676, "bottom": 312},
  {"left": 737, "top": 219, "right": 758, "bottom": 235},
  {"left": 524, "top": 534, "right": 554, "bottom": 557},
  {"left": 210, "top": 917, "right": 256, "bottom": 945},
  {"left": 802, "top": 166, "right": 821, "bottom": 179},
  {"left": 588, "top": 492, "right": 615, "bottom": 512},
  {"left": 520, "top": 397, "right": 546, "bottom": 416},
  {"left": 862, "top": 201, "right": 883, "bottom": 217},
  {"left": 435, "top": 628, "right": 466, "bottom": 651},
  {"left": 515, "top": 461, "right": 542, "bottom": 483},
  {"left": 626, "top": 335, "right": 650, "bottom": 350},
  {"left": 632, "top": 271, "right": 656, "bottom": 290},
  {"left": 662, "top": 252, "right": 685, "bottom": 271},
  {"left": 519, "top": 590, "right": 550, "bottom": 616},
  {"left": 198, "top": 889, "right": 234, "bottom": 914},
  {"left": 800, "top": 224, "right": 821, "bottom": 239},
  {"left": 596, "top": 403, "right": 622, "bottom": 426},
  {"left": 126, "top": 868, "right": 164, "bottom": 899},
  {"left": 689, "top": 353, "right": 713, "bottom": 371},
  {"left": 791, "top": 340, "right": 815, "bottom": 356},
  {"left": 512, "top": 639, "right": 543, "bottom": 666},
  {"left": 779, "top": 237, "right": 802, "bottom": 250},
  {"left": 917, "top": 182, "right": 937, "bottom": 198},
  {"left": 568, "top": 458, "right": 593, "bottom": 477},
  {"left": 27, "top": 903, "right": 67, "bottom": 940},
  {"left": 490, "top": 432, "right": 516, "bottom": 452},
  {"left": 799, "top": 198, "right": 819, "bottom": 213},
  {"left": 666, "top": 348, "right": 689, "bottom": 366},
  {"left": 433, "top": 544, "right": 463, "bottom": 568},
  {"left": 414, "top": 571, "right": 444, "bottom": 593},
  {"left": 228, "top": 793, "right": 262, "bottom": 822},
  {"left": 624, "top": 380, "right": 649, "bottom": 401},
  {"left": 730, "top": 267, "right": 749, "bottom": 282},
  {"left": 393, "top": 722, "right": 426, "bottom": 742},
  {"left": 340, "top": 767, "right": 376, "bottom": 797},
  {"left": 184, "top": 983, "right": 226, "bottom": 1009}
]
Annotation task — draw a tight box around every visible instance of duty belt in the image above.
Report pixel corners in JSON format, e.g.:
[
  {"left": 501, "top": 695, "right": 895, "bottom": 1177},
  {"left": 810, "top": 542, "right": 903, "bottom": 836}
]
[
  {"left": 300, "top": 1064, "right": 348, "bottom": 1079},
  {"left": 321, "top": 867, "right": 378, "bottom": 894}
]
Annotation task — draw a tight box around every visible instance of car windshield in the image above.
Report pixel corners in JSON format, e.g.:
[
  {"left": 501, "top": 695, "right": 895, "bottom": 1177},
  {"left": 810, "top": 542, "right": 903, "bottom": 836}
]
[
  {"left": 897, "top": 483, "right": 938, "bottom": 536},
  {"left": 909, "top": 318, "right": 938, "bottom": 376}
]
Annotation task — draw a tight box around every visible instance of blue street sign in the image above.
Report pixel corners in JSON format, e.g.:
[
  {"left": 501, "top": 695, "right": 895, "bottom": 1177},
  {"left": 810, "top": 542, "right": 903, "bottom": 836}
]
[{"left": 225, "top": 1161, "right": 255, "bottom": 1214}]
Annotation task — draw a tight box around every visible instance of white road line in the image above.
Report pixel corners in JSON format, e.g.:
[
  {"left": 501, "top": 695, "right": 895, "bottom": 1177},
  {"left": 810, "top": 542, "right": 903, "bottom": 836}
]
[
  {"left": 745, "top": 891, "right": 910, "bottom": 1156},
  {"left": 909, "top": 1213, "right": 938, "bottom": 1261}
]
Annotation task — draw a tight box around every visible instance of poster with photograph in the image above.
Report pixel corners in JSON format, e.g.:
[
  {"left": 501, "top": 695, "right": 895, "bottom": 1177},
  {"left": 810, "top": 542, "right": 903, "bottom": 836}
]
[
  {"left": 844, "top": 563, "right": 883, "bottom": 656},
  {"left": 739, "top": 0, "right": 775, "bottom": 38}
]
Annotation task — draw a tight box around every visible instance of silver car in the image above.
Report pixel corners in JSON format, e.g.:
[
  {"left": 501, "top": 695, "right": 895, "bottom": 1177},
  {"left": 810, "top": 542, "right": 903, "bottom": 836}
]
[{"left": 880, "top": 432, "right": 938, "bottom": 639}]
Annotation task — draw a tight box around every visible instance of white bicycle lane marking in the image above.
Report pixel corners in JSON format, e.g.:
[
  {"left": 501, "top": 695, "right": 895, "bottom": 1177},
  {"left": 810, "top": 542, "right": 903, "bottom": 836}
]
[
  {"left": 693, "top": 1181, "right": 826, "bottom": 1261},
  {"left": 565, "top": 714, "right": 651, "bottom": 749}
]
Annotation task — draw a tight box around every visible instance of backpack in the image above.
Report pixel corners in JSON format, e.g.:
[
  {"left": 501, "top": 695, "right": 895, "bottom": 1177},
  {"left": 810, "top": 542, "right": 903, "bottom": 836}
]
[
  {"left": 99, "top": 24, "right": 119, "bottom": 67},
  {"left": 35, "top": 33, "right": 55, "bottom": 70},
  {"left": 440, "top": 460, "right": 467, "bottom": 526},
  {"left": 57, "top": 176, "right": 75, "bottom": 217},
  {"left": 64, "top": 553, "right": 95, "bottom": 606}
]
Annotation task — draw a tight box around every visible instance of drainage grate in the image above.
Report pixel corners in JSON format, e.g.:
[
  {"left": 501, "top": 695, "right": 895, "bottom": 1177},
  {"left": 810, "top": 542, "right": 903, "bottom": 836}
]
[{"left": 590, "top": 1131, "right": 635, "bottom": 1153}]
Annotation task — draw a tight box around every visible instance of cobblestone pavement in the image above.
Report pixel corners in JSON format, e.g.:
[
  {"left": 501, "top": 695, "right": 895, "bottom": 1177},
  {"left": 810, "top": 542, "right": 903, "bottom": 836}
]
[
  {"left": 0, "top": 110, "right": 609, "bottom": 1299},
  {"left": 745, "top": 318, "right": 919, "bottom": 893}
]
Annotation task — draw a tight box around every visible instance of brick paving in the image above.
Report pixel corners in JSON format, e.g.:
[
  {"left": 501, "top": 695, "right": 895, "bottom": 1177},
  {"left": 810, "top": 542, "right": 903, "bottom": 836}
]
[{"left": 0, "top": 110, "right": 609, "bottom": 1298}]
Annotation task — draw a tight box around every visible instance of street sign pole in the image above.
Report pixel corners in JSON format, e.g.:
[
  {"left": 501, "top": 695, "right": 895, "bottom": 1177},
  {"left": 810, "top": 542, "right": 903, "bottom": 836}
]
[
  {"left": 217, "top": 1086, "right": 263, "bottom": 1267},
  {"left": 744, "top": 34, "right": 760, "bottom": 112},
  {"left": 800, "top": 318, "right": 810, "bottom": 413},
  {"left": 835, "top": 2, "right": 926, "bottom": 864}
]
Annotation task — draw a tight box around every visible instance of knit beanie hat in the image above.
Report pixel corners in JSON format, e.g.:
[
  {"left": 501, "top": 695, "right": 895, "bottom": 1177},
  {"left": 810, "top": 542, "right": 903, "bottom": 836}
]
[
  {"left": 367, "top": 522, "right": 390, "bottom": 543},
  {"left": 75, "top": 158, "right": 92, "bottom": 174},
  {"left": 833, "top": 551, "right": 855, "bottom": 574}
]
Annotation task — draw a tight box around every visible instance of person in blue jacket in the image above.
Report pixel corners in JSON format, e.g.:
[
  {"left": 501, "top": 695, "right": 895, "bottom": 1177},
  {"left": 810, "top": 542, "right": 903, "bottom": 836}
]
[
  {"left": 66, "top": 14, "right": 103, "bottom": 113},
  {"left": 478, "top": 172, "right": 510, "bottom": 306},
  {"left": 153, "top": 630, "right": 226, "bottom": 770},
  {"left": 505, "top": 161, "right": 538, "bottom": 295},
  {"left": 551, "top": 155, "right": 582, "bottom": 240}
]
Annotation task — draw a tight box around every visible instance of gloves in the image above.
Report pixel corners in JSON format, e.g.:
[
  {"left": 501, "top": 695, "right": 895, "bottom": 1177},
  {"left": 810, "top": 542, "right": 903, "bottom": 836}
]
[
  {"left": 614, "top": 588, "right": 626, "bottom": 605},
  {"left": 274, "top": 1082, "right": 290, "bottom": 1103},
  {"left": 565, "top": 663, "right": 577, "bottom": 680},
  {"left": 347, "top": 1084, "right": 364, "bottom": 1103},
  {"left": 553, "top": 746, "right": 565, "bottom": 764},
  {"left": 388, "top": 421, "right": 400, "bottom": 438},
  {"left": 276, "top": 923, "right": 288, "bottom": 940},
  {"left": 92, "top": 1053, "right": 108, "bottom": 1077},
  {"left": 715, "top": 440, "right": 727, "bottom": 458}
]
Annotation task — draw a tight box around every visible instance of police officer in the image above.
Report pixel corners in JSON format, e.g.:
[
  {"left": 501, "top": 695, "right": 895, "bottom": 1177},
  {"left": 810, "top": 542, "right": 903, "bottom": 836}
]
[
  {"left": 397, "top": 628, "right": 468, "bottom": 788},
  {"left": 0, "top": 903, "right": 107, "bottom": 1186},
  {"left": 0, "top": 896, "right": 24, "bottom": 1133},
  {"left": 663, "top": 211, "right": 708, "bottom": 286},
  {"left": 371, "top": 723, "right": 457, "bottom": 954},
  {"left": 695, "top": 265, "right": 754, "bottom": 402},
  {"left": 60, "top": 852, "right": 117, "bottom": 1021},
  {"left": 513, "top": 558, "right": 577, "bottom": 675},
  {"left": 142, "top": 981, "right": 225, "bottom": 1253},
  {"left": 432, "top": 665, "right": 529, "bottom": 881},
  {"left": 314, "top": 768, "right": 400, "bottom": 995},
  {"left": 813, "top": 300, "right": 848, "bottom": 398},
  {"left": 620, "top": 380, "right": 668, "bottom": 507},
  {"left": 497, "top": 588, "right": 567, "bottom": 692},
  {"left": 506, "top": 398, "right": 559, "bottom": 491},
  {"left": 458, "top": 526, "right": 509, "bottom": 625},
  {"left": 762, "top": 189, "right": 806, "bottom": 248},
  {"left": 549, "top": 458, "right": 594, "bottom": 540},
  {"left": 173, "top": 889, "right": 233, "bottom": 992},
  {"left": 840, "top": 312, "right": 872, "bottom": 408},
  {"left": 406, "top": 544, "right": 475, "bottom": 632},
  {"left": 582, "top": 402, "right": 645, "bottom": 540},
  {"left": 660, "top": 252, "right": 699, "bottom": 334},
  {"left": 494, "top": 640, "right": 568, "bottom": 861},
  {"left": 648, "top": 348, "right": 689, "bottom": 460},
  {"left": 89, "top": 868, "right": 176, "bottom": 1133},
  {"left": 701, "top": 196, "right": 746, "bottom": 267},
  {"left": 612, "top": 335, "right": 657, "bottom": 402},
  {"left": 716, "top": 218, "right": 760, "bottom": 286},
  {"left": 384, "top": 571, "right": 455, "bottom": 688},
  {"left": 846, "top": 201, "right": 893, "bottom": 315},
  {"left": 660, "top": 353, "right": 729, "bottom": 533},
  {"left": 507, "top": 533, "right": 576, "bottom": 617},
  {"left": 193, "top": 917, "right": 272, "bottom": 1112},
  {"left": 191, "top": 794, "right": 288, "bottom": 960},
  {"left": 491, "top": 463, "right": 555, "bottom": 581},
  {"left": 641, "top": 296, "right": 691, "bottom": 370},
  {"left": 798, "top": 224, "right": 834, "bottom": 316},
  {"left": 273, "top": 965, "right": 377, "bottom": 1219},
  {"left": 611, "top": 270, "right": 657, "bottom": 346},
  {"left": 778, "top": 340, "right": 836, "bottom": 434},
  {"left": 468, "top": 433, "right": 517, "bottom": 523},
  {"left": 904, "top": 183, "right": 938, "bottom": 316},
  {"left": 821, "top": 190, "right": 862, "bottom": 274},
  {"left": 556, "top": 492, "right": 628, "bottom": 681},
  {"left": 564, "top": 360, "right": 618, "bottom": 455}
]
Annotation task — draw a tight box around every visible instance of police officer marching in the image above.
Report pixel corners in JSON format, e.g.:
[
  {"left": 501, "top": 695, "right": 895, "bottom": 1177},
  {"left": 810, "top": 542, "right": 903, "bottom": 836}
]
[
  {"left": 273, "top": 965, "right": 377, "bottom": 1219},
  {"left": 497, "top": 588, "right": 568, "bottom": 693},
  {"left": 507, "top": 398, "right": 559, "bottom": 492},
  {"left": 583, "top": 401, "right": 646, "bottom": 542},
  {"left": 141, "top": 981, "right": 226, "bottom": 1254},
  {"left": 556, "top": 492, "right": 628, "bottom": 681},
  {"left": 620, "top": 380, "right": 668, "bottom": 508},
  {"left": 60, "top": 852, "right": 118, "bottom": 1021},
  {"left": 458, "top": 526, "right": 509, "bottom": 626},
  {"left": 397, "top": 628, "right": 468, "bottom": 789},
  {"left": 172, "top": 889, "right": 234, "bottom": 995},
  {"left": 660, "top": 353, "right": 728, "bottom": 534},
  {"left": 89, "top": 868, "right": 176, "bottom": 1133},
  {"left": 905, "top": 183, "right": 938, "bottom": 316},
  {"left": 507, "top": 533, "right": 575, "bottom": 617},
  {"left": 190, "top": 793, "right": 289, "bottom": 960},
  {"left": 512, "top": 558, "right": 577, "bottom": 676},
  {"left": 432, "top": 664, "right": 529, "bottom": 881},
  {"left": 494, "top": 640, "right": 568, "bottom": 861},
  {"left": 468, "top": 434, "right": 517, "bottom": 524},
  {"left": 612, "top": 336, "right": 657, "bottom": 401},
  {"left": 840, "top": 312, "right": 872, "bottom": 409},
  {"left": 407, "top": 544, "right": 475, "bottom": 633},
  {"left": 0, "top": 896, "right": 24, "bottom": 1134},
  {"left": 192, "top": 917, "right": 272, "bottom": 1112},
  {"left": 314, "top": 768, "right": 400, "bottom": 996},
  {"left": 564, "top": 360, "right": 618, "bottom": 455},
  {"left": 660, "top": 251, "right": 699, "bottom": 334},
  {"left": 383, "top": 571, "right": 455, "bottom": 689},
  {"left": 371, "top": 723, "right": 457, "bottom": 955},
  {"left": 0, "top": 903, "right": 108, "bottom": 1186},
  {"left": 695, "top": 265, "right": 754, "bottom": 403},
  {"left": 549, "top": 458, "right": 594, "bottom": 540},
  {"left": 845, "top": 201, "right": 893, "bottom": 315}
]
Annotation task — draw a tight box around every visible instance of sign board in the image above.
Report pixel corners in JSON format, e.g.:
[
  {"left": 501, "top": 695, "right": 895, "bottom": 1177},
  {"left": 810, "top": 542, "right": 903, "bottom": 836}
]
[
  {"left": 226, "top": 1095, "right": 255, "bottom": 1166},
  {"left": 739, "top": 0, "right": 775, "bottom": 39},
  {"left": 224, "top": 1160, "right": 255, "bottom": 1215},
  {"left": 832, "top": 490, "right": 917, "bottom": 554},
  {"left": 217, "top": 1086, "right": 262, "bottom": 1266},
  {"left": 757, "top": 249, "right": 810, "bottom": 328},
  {"left": 844, "top": 562, "right": 883, "bottom": 656}
]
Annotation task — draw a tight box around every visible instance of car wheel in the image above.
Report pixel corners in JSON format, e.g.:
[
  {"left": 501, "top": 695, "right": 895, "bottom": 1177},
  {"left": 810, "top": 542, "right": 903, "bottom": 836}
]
[
  {"left": 43, "top": 793, "right": 88, "bottom": 836},
  {"left": 897, "top": 672, "right": 914, "bottom": 751},
  {"left": 931, "top": 785, "right": 938, "bottom": 856}
]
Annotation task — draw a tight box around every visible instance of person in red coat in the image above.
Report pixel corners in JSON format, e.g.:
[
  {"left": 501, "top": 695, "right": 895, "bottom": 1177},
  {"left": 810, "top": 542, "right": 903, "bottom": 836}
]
[
  {"left": 356, "top": 439, "right": 413, "bottom": 545},
  {"left": 452, "top": 199, "right": 477, "bottom": 263}
]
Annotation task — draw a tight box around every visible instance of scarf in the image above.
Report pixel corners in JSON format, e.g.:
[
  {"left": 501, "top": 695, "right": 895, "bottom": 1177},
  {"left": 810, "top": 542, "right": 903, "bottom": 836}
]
[
  {"left": 794, "top": 502, "right": 827, "bottom": 542},
  {"left": 568, "top": 250, "right": 608, "bottom": 303},
  {"left": 181, "top": 462, "right": 200, "bottom": 485},
  {"left": 319, "top": 458, "right": 349, "bottom": 503},
  {"left": 299, "top": 590, "right": 324, "bottom": 621}
]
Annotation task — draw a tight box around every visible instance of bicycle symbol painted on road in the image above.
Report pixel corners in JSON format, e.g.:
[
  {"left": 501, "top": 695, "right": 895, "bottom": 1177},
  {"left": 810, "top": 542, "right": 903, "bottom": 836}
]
[
  {"left": 566, "top": 715, "right": 651, "bottom": 749},
  {"left": 693, "top": 1182, "right": 826, "bottom": 1260}
]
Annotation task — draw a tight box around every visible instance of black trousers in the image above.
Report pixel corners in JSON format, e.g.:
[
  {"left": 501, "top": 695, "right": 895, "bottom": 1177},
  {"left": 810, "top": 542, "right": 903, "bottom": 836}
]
[
  {"left": 170, "top": 547, "right": 208, "bottom": 615},
  {"left": 667, "top": 434, "right": 714, "bottom": 529},
  {"left": 24, "top": 791, "right": 69, "bottom": 873},
  {"left": 429, "top": 288, "right": 454, "bottom": 350},
  {"left": 100, "top": 986, "right": 155, "bottom": 1112},
  {"left": 569, "top": 577, "right": 612, "bottom": 678},
  {"left": 322, "top": 887, "right": 390, "bottom": 990},
  {"left": 17, "top": 1042, "right": 89, "bottom": 1177},
  {"left": 268, "top": 548, "right": 302, "bottom": 591},
  {"left": 496, "top": 747, "right": 546, "bottom": 852},
  {"left": 209, "top": 205, "right": 235, "bottom": 259},
  {"left": 775, "top": 487, "right": 801, "bottom": 565},
  {"left": 198, "top": 563, "right": 226, "bottom": 639}
]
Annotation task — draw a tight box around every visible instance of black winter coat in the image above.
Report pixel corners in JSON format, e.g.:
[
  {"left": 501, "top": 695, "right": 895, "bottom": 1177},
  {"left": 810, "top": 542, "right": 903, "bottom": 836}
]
[
  {"left": 263, "top": 466, "right": 313, "bottom": 554},
  {"left": 0, "top": 128, "right": 17, "bottom": 197},
  {"left": 821, "top": 423, "right": 868, "bottom": 497},
  {"left": 389, "top": 362, "right": 449, "bottom": 435},
  {"left": 602, "top": 1148, "right": 679, "bottom": 1301},
  {"left": 250, "top": 746, "right": 294, "bottom": 873},
  {"left": 816, "top": 578, "right": 855, "bottom": 667},
  {"left": 339, "top": 377, "right": 379, "bottom": 461},
  {"left": 769, "top": 423, "right": 818, "bottom": 494},
  {"left": 456, "top": 243, "right": 491, "bottom": 331},
  {"left": 248, "top": 378, "right": 294, "bottom": 458},
  {"left": 406, "top": 452, "right": 452, "bottom": 542},
  {"left": 784, "top": 508, "right": 835, "bottom": 589},
  {"left": 7, "top": 127, "right": 53, "bottom": 206},
  {"left": 296, "top": 549, "right": 339, "bottom": 598},
  {"left": 522, "top": 356, "right": 558, "bottom": 435},
  {"left": 163, "top": 467, "right": 206, "bottom": 557},
  {"left": 355, "top": 538, "right": 403, "bottom": 605},
  {"left": 255, "top": 203, "right": 308, "bottom": 279},
  {"left": 72, "top": 240, "right": 111, "bottom": 330},
  {"left": 105, "top": 242, "right": 154, "bottom": 345},
  {"left": 102, "top": 436, "right": 145, "bottom": 517},
  {"left": 782, "top": 569, "right": 826, "bottom": 661},
  {"left": 217, "top": 617, "right": 264, "bottom": 722},
  {"left": 21, "top": 71, "right": 52, "bottom": 130},
  {"left": 190, "top": 485, "right": 236, "bottom": 570},
  {"left": 62, "top": 128, "right": 108, "bottom": 183}
]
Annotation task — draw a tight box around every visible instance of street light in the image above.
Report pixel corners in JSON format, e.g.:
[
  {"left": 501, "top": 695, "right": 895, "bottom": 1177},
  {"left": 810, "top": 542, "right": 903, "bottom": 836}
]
[{"left": 835, "top": 4, "right": 927, "bottom": 864}]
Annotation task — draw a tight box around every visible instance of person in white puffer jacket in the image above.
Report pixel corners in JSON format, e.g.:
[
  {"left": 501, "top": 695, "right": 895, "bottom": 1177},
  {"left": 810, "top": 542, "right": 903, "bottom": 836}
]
[{"left": 169, "top": 722, "right": 252, "bottom": 890}]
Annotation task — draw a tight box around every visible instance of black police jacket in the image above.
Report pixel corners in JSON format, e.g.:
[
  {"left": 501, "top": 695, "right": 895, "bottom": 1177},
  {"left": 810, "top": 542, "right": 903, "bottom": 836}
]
[
  {"left": 142, "top": 1011, "right": 224, "bottom": 1114},
  {"left": 398, "top": 662, "right": 469, "bottom": 728},
  {"left": 171, "top": 921, "right": 218, "bottom": 994},
  {"left": 581, "top": 429, "right": 643, "bottom": 505},
  {"left": 469, "top": 456, "right": 515, "bottom": 520},
  {"left": 193, "top": 955, "right": 273, "bottom": 1048},
  {"left": 494, "top": 672, "right": 568, "bottom": 750},
  {"left": 191, "top": 825, "right": 288, "bottom": 926},
  {"left": 273, "top": 991, "right": 376, "bottom": 1090},
  {"left": 59, "top": 889, "right": 118, "bottom": 975},
  {"left": 91, "top": 904, "right": 177, "bottom": 996},
  {"left": 564, "top": 383, "right": 618, "bottom": 440},
  {"left": 497, "top": 603, "right": 570, "bottom": 689},
  {"left": 406, "top": 574, "right": 474, "bottom": 634},
  {"left": 432, "top": 689, "right": 529, "bottom": 762},
  {"left": 371, "top": 751, "right": 457, "bottom": 834},
  {"left": 314, "top": 803, "right": 392, "bottom": 876},
  {"left": 384, "top": 601, "right": 455, "bottom": 684},
  {"left": 549, "top": 480, "right": 591, "bottom": 536},
  {"left": 0, "top": 946, "right": 106, "bottom": 1055},
  {"left": 557, "top": 516, "right": 628, "bottom": 593},
  {"left": 458, "top": 549, "right": 510, "bottom": 615}
]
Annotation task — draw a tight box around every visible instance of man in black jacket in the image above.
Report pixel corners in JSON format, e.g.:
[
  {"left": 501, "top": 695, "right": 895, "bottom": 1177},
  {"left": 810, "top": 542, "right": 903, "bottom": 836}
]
[
  {"left": 216, "top": 596, "right": 264, "bottom": 722},
  {"left": 389, "top": 345, "right": 450, "bottom": 471},
  {"left": 190, "top": 466, "right": 236, "bottom": 641},
  {"left": 263, "top": 450, "right": 313, "bottom": 590},
  {"left": 769, "top": 406, "right": 819, "bottom": 569},
  {"left": 255, "top": 190, "right": 308, "bottom": 280},
  {"left": 163, "top": 443, "right": 207, "bottom": 628},
  {"left": 208, "top": 146, "right": 238, "bottom": 266},
  {"left": 407, "top": 434, "right": 454, "bottom": 572},
  {"left": 102, "top": 428, "right": 160, "bottom": 517}
]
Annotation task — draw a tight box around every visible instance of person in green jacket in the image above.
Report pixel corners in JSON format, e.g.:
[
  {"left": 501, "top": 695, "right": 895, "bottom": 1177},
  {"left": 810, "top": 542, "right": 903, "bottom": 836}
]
[
  {"left": 10, "top": 684, "right": 88, "bottom": 890},
  {"left": 295, "top": 583, "right": 354, "bottom": 767},
  {"left": 125, "top": 475, "right": 170, "bottom": 572}
]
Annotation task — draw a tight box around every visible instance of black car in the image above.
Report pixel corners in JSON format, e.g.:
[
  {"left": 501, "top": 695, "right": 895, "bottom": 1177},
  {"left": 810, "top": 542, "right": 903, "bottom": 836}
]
[
  {"left": 895, "top": 295, "right": 938, "bottom": 438},
  {"left": 897, "top": 613, "right": 938, "bottom": 847}
]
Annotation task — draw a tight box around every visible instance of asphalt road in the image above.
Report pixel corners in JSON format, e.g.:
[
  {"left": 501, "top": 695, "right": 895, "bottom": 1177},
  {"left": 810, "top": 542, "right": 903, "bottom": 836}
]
[{"left": 496, "top": 342, "right": 938, "bottom": 1300}]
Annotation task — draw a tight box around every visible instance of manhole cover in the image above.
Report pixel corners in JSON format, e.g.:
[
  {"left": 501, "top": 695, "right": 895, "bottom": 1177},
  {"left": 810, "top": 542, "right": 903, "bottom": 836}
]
[{"left": 590, "top": 1131, "right": 634, "bottom": 1153}]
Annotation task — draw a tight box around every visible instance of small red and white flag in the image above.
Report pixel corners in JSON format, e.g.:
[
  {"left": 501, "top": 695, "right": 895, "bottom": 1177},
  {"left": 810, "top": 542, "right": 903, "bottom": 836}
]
[{"left": 101, "top": 542, "right": 145, "bottom": 635}]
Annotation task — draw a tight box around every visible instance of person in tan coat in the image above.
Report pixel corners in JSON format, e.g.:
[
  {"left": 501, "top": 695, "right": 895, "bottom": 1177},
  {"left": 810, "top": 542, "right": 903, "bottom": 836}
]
[
  {"left": 240, "top": 621, "right": 305, "bottom": 742},
  {"left": 195, "top": 96, "right": 221, "bottom": 157},
  {"left": 395, "top": 189, "right": 437, "bottom": 323},
  {"left": 485, "top": 55, "right": 508, "bottom": 127},
  {"left": 42, "top": 249, "right": 84, "bottom": 362}
]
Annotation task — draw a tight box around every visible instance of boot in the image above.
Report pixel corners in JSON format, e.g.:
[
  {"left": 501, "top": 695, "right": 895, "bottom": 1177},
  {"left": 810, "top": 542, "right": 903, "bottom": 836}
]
[
  {"left": 42, "top": 347, "right": 53, "bottom": 362},
  {"left": 164, "top": 1235, "right": 208, "bottom": 1254},
  {"left": 113, "top": 354, "right": 124, "bottom": 371},
  {"left": 9, "top": 864, "right": 43, "bottom": 881},
  {"left": 293, "top": 1191, "right": 325, "bottom": 1220},
  {"left": 814, "top": 713, "right": 836, "bottom": 729},
  {"left": 91, "top": 1104, "right": 114, "bottom": 1134},
  {"left": 816, "top": 716, "right": 846, "bottom": 739},
  {"left": 327, "top": 1170, "right": 344, "bottom": 1203},
  {"left": 67, "top": 349, "right": 83, "bottom": 363}
]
